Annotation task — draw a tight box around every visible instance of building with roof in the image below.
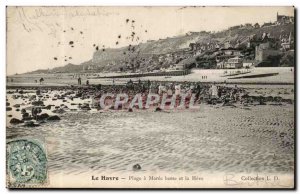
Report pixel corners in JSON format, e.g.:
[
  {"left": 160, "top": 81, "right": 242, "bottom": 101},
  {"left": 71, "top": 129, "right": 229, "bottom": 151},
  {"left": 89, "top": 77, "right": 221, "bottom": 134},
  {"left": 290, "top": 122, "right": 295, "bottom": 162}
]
[
  {"left": 276, "top": 12, "right": 294, "bottom": 25},
  {"left": 217, "top": 56, "right": 243, "bottom": 69}
]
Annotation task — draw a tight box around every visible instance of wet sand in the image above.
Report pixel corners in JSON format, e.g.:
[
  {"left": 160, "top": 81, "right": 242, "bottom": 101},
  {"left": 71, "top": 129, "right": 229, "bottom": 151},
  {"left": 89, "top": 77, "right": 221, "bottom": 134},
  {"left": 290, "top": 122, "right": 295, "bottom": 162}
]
[{"left": 6, "top": 89, "right": 294, "bottom": 175}]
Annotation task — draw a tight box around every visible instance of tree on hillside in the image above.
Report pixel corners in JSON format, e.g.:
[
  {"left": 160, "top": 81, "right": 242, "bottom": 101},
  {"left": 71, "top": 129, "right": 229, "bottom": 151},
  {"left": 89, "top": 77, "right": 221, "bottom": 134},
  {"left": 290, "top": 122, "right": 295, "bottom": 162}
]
[{"left": 254, "top": 23, "right": 260, "bottom": 28}]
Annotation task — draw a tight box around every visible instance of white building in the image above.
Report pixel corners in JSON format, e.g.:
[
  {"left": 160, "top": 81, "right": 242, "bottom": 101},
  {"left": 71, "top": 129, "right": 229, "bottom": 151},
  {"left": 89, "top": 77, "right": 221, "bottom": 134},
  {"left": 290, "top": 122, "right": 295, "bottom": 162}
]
[{"left": 224, "top": 57, "right": 243, "bottom": 69}]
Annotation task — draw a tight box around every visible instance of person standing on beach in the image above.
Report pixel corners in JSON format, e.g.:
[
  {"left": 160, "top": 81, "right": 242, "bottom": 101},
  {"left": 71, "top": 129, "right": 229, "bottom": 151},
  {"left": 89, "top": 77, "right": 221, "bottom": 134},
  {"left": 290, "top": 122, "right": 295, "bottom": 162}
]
[
  {"left": 188, "top": 83, "right": 194, "bottom": 96},
  {"left": 39, "top": 78, "right": 44, "bottom": 85},
  {"left": 78, "top": 77, "right": 81, "bottom": 85},
  {"left": 209, "top": 83, "right": 218, "bottom": 100},
  {"left": 231, "top": 85, "right": 239, "bottom": 101},
  {"left": 86, "top": 80, "right": 89, "bottom": 85},
  {"left": 147, "top": 80, "right": 151, "bottom": 89},
  {"left": 167, "top": 84, "right": 173, "bottom": 96},
  {"left": 175, "top": 84, "right": 181, "bottom": 96},
  {"left": 195, "top": 83, "right": 201, "bottom": 101},
  {"left": 149, "top": 83, "right": 154, "bottom": 94},
  {"left": 158, "top": 83, "right": 163, "bottom": 95}
]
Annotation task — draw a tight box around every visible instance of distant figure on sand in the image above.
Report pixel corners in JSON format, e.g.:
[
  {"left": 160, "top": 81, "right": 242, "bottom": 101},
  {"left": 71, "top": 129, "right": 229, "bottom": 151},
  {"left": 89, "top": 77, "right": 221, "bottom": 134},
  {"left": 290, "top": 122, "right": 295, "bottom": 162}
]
[
  {"left": 231, "top": 85, "right": 239, "bottom": 101},
  {"left": 78, "top": 77, "right": 82, "bottom": 85},
  {"left": 158, "top": 84, "right": 165, "bottom": 95},
  {"left": 209, "top": 83, "right": 218, "bottom": 99},
  {"left": 175, "top": 84, "right": 181, "bottom": 95},
  {"left": 39, "top": 78, "right": 44, "bottom": 85},
  {"left": 86, "top": 80, "right": 89, "bottom": 85}
]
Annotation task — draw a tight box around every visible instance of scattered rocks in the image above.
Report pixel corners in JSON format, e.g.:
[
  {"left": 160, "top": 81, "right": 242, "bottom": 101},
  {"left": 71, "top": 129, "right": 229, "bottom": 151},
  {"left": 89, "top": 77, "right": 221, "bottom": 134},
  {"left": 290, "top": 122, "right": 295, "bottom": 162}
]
[
  {"left": 38, "top": 120, "right": 47, "bottom": 124},
  {"left": 13, "top": 104, "right": 20, "bottom": 108},
  {"left": 76, "top": 93, "right": 83, "bottom": 98},
  {"left": 37, "top": 113, "right": 50, "bottom": 120},
  {"left": 10, "top": 118, "right": 24, "bottom": 124},
  {"left": 6, "top": 107, "right": 12, "bottom": 111},
  {"left": 29, "top": 95, "right": 36, "bottom": 101},
  {"left": 282, "top": 99, "right": 293, "bottom": 104},
  {"left": 32, "top": 107, "right": 42, "bottom": 116},
  {"left": 32, "top": 101, "right": 44, "bottom": 106},
  {"left": 21, "top": 109, "right": 26, "bottom": 114},
  {"left": 47, "top": 115, "right": 61, "bottom": 121},
  {"left": 24, "top": 121, "right": 40, "bottom": 127},
  {"left": 52, "top": 109, "right": 66, "bottom": 114},
  {"left": 155, "top": 107, "right": 162, "bottom": 112},
  {"left": 42, "top": 105, "right": 53, "bottom": 110},
  {"left": 132, "top": 164, "right": 142, "bottom": 171},
  {"left": 222, "top": 101, "right": 236, "bottom": 107},
  {"left": 22, "top": 112, "right": 31, "bottom": 120},
  {"left": 80, "top": 103, "right": 91, "bottom": 111}
]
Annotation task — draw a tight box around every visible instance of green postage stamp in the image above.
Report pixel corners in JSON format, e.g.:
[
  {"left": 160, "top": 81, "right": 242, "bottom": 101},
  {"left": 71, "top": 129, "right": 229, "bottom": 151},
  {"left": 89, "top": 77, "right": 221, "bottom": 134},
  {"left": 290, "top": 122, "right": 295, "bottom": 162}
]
[{"left": 6, "top": 139, "right": 48, "bottom": 188}]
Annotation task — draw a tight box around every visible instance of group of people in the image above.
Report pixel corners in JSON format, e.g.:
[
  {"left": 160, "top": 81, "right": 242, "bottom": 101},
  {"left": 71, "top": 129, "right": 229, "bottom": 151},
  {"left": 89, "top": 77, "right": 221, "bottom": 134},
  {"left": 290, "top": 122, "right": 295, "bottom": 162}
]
[
  {"left": 44, "top": 74, "right": 246, "bottom": 110},
  {"left": 66, "top": 78, "right": 248, "bottom": 111},
  {"left": 88, "top": 79, "right": 245, "bottom": 105},
  {"left": 77, "top": 77, "right": 89, "bottom": 85},
  {"left": 34, "top": 78, "right": 44, "bottom": 84}
]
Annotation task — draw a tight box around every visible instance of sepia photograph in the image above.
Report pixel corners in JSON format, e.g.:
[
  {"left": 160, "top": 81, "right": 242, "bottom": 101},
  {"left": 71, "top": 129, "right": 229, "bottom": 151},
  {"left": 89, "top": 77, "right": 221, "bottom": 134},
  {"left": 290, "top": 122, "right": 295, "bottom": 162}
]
[{"left": 5, "top": 6, "right": 295, "bottom": 189}]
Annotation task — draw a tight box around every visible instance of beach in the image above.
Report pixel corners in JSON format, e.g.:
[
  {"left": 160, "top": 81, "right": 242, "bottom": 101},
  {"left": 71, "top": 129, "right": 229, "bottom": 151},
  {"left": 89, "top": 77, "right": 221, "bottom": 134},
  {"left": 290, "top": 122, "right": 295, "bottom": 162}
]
[
  {"left": 6, "top": 83, "right": 294, "bottom": 177},
  {"left": 5, "top": 5, "right": 296, "bottom": 189},
  {"left": 7, "top": 67, "right": 295, "bottom": 87}
]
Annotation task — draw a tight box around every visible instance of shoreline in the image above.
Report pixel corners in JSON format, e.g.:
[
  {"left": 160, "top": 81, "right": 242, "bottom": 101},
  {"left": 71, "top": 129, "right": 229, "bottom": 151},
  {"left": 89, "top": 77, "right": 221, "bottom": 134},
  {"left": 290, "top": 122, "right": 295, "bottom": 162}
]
[{"left": 6, "top": 81, "right": 295, "bottom": 90}]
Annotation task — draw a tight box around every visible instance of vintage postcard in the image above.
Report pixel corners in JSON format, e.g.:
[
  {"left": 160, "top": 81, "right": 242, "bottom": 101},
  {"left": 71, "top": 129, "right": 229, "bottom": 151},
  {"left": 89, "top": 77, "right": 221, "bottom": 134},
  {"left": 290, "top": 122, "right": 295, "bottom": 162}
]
[{"left": 6, "top": 6, "right": 295, "bottom": 189}]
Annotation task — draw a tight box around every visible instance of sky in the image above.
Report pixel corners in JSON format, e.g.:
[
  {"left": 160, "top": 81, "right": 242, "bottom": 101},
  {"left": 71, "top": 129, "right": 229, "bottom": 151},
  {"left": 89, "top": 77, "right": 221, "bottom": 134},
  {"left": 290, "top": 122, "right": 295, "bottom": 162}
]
[{"left": 6, "top": 6, "right": 294, "bottom": 75}]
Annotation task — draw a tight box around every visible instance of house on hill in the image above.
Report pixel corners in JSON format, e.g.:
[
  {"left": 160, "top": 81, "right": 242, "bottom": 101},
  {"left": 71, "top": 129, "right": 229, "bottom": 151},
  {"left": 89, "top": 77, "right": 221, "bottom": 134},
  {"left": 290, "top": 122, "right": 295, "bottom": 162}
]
[
  {"left": 255, "top": 42, "right": 281, "bottom": 62},
  {"left": 217, "top": 56, "right": 243, "bottom": 69},
  {"left": 276, "top": 12, "right": 294, "bottom": 25},
  {"left": 280, "top": 32, "right": 293, "bottom": 51},
  {"left": 254, "top": 23, "right": 260, "bottom": 28}
]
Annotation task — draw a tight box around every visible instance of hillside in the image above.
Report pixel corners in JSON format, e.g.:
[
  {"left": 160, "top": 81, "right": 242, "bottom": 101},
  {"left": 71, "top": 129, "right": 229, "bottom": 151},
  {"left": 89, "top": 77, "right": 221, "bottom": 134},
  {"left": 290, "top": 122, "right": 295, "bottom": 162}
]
[{"left": 27, "top": 23, "right": 294, "bottom": 74}]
